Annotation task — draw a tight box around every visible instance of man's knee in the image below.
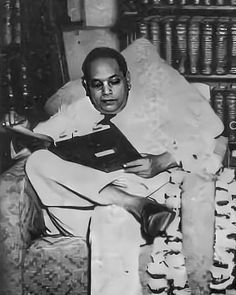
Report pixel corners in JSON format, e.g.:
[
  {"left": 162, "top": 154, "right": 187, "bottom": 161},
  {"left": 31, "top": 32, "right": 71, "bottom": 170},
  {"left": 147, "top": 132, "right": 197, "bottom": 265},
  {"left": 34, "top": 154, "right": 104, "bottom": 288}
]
[{"left": 25, "top": 149, "right": 54, "bottom": 178}]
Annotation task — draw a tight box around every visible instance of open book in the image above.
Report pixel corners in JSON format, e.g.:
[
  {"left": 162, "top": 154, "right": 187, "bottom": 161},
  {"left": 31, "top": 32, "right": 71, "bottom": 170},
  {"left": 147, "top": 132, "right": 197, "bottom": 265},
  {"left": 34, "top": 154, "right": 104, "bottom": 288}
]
[
  {"left": 49, "top": 124, "right": 142, "bottom": 173},
  {"left": 8, "top": 123, "right": 141, "bottom": 172}
]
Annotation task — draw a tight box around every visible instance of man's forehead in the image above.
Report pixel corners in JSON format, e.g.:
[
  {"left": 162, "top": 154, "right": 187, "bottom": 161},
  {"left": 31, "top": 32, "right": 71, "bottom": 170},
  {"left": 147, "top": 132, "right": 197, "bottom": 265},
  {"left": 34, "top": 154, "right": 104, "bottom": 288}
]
[{"left": 89, "top": 57, "right": 122, "bottom": 78}]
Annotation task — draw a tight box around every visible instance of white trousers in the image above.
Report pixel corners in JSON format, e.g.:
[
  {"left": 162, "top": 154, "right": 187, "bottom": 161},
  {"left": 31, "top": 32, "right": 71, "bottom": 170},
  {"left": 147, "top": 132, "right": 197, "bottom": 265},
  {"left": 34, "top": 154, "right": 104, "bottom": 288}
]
[
  {"left": 25, "top": 149, "right": 171, "bottom": 237},
  {"left": 26, "top": 149, "right": 169, "bottom": 295}
]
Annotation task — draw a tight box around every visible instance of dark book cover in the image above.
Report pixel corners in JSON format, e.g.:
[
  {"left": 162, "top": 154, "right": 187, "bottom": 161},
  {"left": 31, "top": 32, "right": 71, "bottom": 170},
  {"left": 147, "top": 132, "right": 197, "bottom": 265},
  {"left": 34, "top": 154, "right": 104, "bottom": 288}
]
[
  {"left": 125, "top": 30, "right": 137, "bottom": 48},
  {"left": 175, "top": 16, "right": 189, "bottom": 74},
  {"left": 229, "top": 18, "right": 236, "bottom": 74},
  {"left": 49, "top": 124, "right": 142, "bottom": 173},
  {"left": 188, "top": 16, "right": 202, "bottom": 74},
  {"left": 211, "top": 85, "right": 226, "bottom": 124},
  {"left": 225, "top": 88, "right": 236, "bottom": 144},
  {"left": 201, "top": 17, "right": 215, "bottom": 75},
  {"left": 215, "top": 18, "right": 229, "bottom": 75},
  {"left": 162, "top": 16, "right": 175, "bottom": 67}
]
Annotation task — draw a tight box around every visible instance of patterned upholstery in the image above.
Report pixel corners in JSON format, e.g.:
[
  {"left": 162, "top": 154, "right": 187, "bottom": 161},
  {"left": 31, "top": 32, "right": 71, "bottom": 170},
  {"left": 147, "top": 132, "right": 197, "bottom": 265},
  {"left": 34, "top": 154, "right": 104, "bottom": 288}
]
[
  {"left": 23, "top": 236, "right": 88, "bottom": 295},
  {"left": 0, "top": 157, "right": 27, "bottom": 294}
]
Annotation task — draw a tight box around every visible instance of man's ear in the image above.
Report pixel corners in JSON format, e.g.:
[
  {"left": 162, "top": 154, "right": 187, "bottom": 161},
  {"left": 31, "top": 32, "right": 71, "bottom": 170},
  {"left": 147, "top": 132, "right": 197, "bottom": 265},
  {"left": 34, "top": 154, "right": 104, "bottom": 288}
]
[
  {"left": 82, "top": 78, "right": 90, "bottom": 96},
  {"left": 125, "top": 71, "right": 131, "bottom": 90}
]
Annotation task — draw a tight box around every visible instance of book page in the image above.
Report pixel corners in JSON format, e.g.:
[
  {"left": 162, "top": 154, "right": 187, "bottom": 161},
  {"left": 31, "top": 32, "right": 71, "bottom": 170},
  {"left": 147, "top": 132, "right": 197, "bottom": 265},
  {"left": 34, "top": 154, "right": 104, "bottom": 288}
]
[{"left": 11, "top": 125, "right": 53, "bottom": 142}]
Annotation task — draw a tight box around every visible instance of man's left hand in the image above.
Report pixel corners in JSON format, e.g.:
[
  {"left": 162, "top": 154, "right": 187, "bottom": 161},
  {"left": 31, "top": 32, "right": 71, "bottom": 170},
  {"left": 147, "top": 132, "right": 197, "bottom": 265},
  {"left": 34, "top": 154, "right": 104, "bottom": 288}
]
[{"left": 123, "top": 152, "right": 178, "bottom": 178}]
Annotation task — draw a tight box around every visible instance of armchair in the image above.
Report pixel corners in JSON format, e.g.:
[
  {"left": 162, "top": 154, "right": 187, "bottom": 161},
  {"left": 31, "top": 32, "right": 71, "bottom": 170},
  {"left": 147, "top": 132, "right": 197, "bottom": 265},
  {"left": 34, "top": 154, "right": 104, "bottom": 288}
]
[{"left": 0, "top": 156, "right": 151, "bottom": 295}]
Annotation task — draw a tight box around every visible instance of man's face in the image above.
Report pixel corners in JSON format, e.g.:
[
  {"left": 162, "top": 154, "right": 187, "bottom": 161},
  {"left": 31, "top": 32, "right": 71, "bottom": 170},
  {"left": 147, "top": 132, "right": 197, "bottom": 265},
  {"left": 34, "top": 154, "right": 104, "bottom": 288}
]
[{"left": 85, "top": 57, "right": 130, "bottom": 115}]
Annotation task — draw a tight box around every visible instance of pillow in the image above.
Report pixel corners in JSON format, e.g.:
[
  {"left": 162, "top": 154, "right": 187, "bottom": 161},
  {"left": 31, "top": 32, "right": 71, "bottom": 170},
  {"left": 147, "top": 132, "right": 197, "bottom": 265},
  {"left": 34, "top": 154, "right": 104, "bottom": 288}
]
[
  {"left": 121, "top": 38, "right": 223, "bottom": 140},
  {"left": 45, "top": 79, "right": 86, "bottom": 116},
  {"left": 122, "top": 38, "right": 224, "bottom": 175},
  {"left": 44, "top": 38, "right": 224, "bottom": 175}
]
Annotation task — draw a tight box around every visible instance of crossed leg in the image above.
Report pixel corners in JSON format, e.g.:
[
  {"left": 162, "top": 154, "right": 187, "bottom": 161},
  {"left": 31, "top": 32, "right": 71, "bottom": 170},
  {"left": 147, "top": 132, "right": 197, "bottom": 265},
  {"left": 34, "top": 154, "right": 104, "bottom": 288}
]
[{"left": 25, "top": 149, "right": 149, "bottom": 236}]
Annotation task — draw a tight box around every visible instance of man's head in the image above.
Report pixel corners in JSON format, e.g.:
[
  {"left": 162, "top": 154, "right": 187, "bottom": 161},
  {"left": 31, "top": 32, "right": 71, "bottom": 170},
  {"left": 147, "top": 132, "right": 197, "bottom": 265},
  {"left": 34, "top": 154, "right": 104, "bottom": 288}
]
[{"left": 82, "top": 47, "right": 131, "bottom": 115}]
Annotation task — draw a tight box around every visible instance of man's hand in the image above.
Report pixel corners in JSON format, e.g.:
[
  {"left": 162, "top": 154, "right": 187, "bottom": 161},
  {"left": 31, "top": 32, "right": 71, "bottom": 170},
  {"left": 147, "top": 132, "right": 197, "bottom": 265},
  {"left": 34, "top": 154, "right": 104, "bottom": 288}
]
[
  {"left": 123, "top": 152, "right": 178, "bottom": 178},
  {"left": 1, "top": 109, "right": 30, "bottom": 129}
]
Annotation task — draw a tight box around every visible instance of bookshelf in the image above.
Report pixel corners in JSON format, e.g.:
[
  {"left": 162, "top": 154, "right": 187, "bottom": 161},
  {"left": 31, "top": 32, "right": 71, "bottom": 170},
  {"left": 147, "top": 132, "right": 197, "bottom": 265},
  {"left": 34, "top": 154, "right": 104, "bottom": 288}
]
[{"left": 118, "top": 0, "right": 236, "bottom": 167}]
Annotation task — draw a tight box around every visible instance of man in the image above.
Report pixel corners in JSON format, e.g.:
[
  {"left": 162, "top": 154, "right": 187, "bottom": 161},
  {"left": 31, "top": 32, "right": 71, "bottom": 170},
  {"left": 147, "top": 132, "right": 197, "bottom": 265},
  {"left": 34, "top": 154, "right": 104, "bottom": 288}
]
[{"left": 2, "top": 47, "right": 177, "bottom": 244}]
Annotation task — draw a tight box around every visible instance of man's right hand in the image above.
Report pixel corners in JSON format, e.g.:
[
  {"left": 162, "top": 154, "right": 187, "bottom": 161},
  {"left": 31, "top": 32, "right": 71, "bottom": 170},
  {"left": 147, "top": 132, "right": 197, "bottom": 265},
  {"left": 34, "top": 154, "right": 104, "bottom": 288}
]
[{"left": 1, "top": 109, "right": 30, "bottom": 129}]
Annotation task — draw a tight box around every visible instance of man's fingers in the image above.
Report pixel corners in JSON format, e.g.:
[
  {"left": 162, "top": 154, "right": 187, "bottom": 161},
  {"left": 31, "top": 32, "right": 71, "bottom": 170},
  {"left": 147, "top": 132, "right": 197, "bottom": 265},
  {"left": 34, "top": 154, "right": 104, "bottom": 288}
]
[
  {"left": 2, "top": 111, "right": 27, "bottom": 128},
  {"left": 123, "top": 157, "right": 153, "bottom": 178},
  {"left": 123, "top": 158, "right": 146, "bottom": 168},
  {"left": 124, "top": 165, "right": 143, "bottom": 173},
  {"left": 3, "top": 113, "right": 10, "bottom": 127},
  {"left": 9, "top": 109, "right": 16, "bottom": 125},
  {"left": 124, "top": 167, "right": 150, "bottom": 178}
]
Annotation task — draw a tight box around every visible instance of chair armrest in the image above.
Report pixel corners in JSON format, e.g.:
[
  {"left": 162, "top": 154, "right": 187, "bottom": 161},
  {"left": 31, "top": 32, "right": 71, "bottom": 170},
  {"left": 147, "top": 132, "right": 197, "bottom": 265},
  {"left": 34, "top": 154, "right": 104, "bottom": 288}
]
[{"left": 0, "top": 157, "right": 27, "bottom": 293}]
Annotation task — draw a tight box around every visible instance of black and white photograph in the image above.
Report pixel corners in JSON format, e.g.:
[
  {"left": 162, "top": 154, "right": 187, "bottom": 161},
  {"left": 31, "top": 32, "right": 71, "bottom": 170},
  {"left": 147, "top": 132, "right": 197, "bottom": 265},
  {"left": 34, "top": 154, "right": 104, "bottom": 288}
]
[{"left": 0, "top": 0, "right": 236, "bottom": 294}]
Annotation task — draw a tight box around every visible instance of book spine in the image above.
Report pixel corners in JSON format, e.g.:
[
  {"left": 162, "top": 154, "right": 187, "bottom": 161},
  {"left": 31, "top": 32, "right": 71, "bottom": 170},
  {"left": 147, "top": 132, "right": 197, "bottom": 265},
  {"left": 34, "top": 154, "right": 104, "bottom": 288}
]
[
  {"left": 152, "top": 0, "right": 162, "bottom": 4},
  {"left": 2, "top": 0, "right": 13, "bottom": 46},
  {"left": 167, "top": 0, "right": 175, "bottom": 4},
  {"left": 179, "top": 0, "right": 188, "bottom": 4},
  {"left": 211, "top": 86, "right": 226, "bottom": 124},
  {"left": 176, "top": 17, "right": 188, "bottom": 74},
  {"left": 215, "top": 19, "right": 229, "bottom": 75},
  {"left": 163, "top": 16, "right": 175, "bottom": 66},
  {"left": 201, "top": 18, "right": 214, "bottom": 75},
  {"left": 136, "top": 20, "right": 149, "bottom": 39},
  {"left": 12, "top": 0, "right": 21, "bottom": 45},
  {"left": 188, "top": 17, "right": 201, "bottom": 74},
  {"left": 215, "top": 0, "right": 226, "bottom": 4},
  {"left": 226, "top": 89, "right": 236, "bottom": 144},
  {"left": 229, "top": 18, "right": 236, "bottom": 74},
  {"left": 203, "top": 0, "right": 212, "bottom": 4},
  {"left": 140, "top": 0, "right": 150, "bottom": 4},
  {"left": 125, "top": 30, "right": 137, "bottom": 48},
  {"left": 149, "top": 18, "right": 161, "bottom": 55},
  {"left": 192, "top": 0, "right": 201, "bottom": 4}
]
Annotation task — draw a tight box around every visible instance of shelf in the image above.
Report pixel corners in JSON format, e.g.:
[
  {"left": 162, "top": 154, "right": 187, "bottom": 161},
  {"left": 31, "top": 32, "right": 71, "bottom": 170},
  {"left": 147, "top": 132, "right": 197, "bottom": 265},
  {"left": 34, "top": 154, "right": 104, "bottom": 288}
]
[
  {"left": 146, "top": 5, "right": 236, "bottom": 16},
  {"left": 148, "top": 5, "right": 236, "bottom": 11},
  {"left": 185, "top": 74, "right": 236, "bottom": 82}
]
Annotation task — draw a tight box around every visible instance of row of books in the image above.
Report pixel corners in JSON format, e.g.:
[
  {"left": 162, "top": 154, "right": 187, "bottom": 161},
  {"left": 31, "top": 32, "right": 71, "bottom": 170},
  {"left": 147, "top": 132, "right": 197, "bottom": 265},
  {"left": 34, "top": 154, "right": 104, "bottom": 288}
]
[
  {"left": 146, "top": 0, "right": 236, "bottom": 5},
  {"left": 211, "top": 85, "right": 236, "bottom": 143},
  {"left": 133, "top": 16, "right": 236, "bottom": 75}
]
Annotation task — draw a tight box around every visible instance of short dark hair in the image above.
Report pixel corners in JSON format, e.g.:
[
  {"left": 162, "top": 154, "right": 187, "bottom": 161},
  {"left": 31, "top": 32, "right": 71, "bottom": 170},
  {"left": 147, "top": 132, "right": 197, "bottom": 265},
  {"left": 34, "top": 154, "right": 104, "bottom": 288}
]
[{"left": 82, "top": 47, "right": 128, "bottom": 80}]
